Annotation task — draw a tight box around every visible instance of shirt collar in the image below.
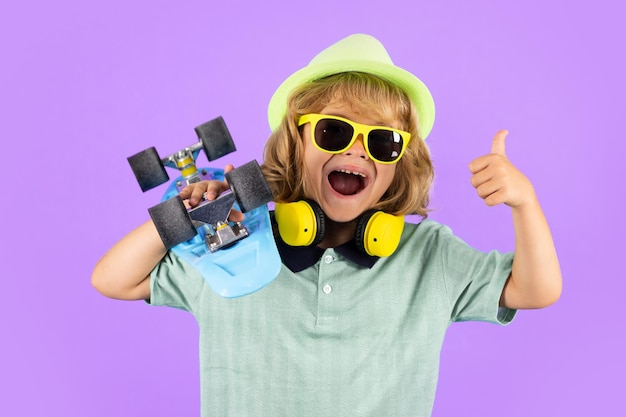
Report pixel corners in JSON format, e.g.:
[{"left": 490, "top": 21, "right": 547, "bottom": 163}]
[{"left": 274, "top": 227, "right": 379, "bottom": 273}]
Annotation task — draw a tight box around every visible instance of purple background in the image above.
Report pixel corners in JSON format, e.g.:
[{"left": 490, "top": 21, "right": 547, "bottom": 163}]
[{"left": 1, "top": 0, "right": 624, "bottom": 415}]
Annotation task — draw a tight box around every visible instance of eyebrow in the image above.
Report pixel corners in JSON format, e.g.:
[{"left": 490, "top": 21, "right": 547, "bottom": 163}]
[{"left": 321, "top": 113, "right": 391, "bottom": 128}]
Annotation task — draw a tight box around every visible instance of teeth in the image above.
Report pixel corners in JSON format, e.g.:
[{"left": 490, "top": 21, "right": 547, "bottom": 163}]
[{"left": 337, "top": 169, "right": 366, "bottom": 177}]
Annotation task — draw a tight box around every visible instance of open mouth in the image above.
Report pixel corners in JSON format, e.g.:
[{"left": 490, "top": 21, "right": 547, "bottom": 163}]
[{"left": 328, "top": 169, "right": 367, "bottom": 196}]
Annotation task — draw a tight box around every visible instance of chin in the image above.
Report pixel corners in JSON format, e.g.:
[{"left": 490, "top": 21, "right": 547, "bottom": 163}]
[{"left": 322, "top": 201, "right": 367, "bottom": 224}]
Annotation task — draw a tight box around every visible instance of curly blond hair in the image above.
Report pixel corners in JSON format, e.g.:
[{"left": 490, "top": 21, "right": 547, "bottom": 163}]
[{"left": 262, "top": 72, "right": 434, "bottom": 217}]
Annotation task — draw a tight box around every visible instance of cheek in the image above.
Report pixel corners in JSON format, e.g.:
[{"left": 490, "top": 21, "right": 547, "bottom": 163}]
[
  {"left": 301, "top": 140, "right": 330, "bottom": 197},
  {"left": 303, "top": 153, "right": 328, "bottom": 187},
  {"left": 376, "top": 164, "right": 397, "bottom": 193},
  {"left": 302, "top": 131, "right": 330, "bottom": 176}
]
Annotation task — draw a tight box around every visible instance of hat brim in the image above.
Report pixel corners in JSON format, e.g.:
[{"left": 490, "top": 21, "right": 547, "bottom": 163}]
[{"left": 268, "top": 60, "right": 435, "bottom": 139}]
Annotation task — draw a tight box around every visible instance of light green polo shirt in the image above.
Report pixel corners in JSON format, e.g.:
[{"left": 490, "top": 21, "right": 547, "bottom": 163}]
[{"left": 150, "top": 219, "right": 515, "bottom": 416}]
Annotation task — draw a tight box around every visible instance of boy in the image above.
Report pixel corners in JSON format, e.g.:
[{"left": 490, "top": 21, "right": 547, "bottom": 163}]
[{"left": 93, "top": 34, "right": 561, "bottom": 416}]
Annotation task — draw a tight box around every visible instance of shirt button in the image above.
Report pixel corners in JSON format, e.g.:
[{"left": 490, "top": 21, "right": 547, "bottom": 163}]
[
  {"left": 322, "top": 284, "right": 333, "bottom": 294},
  {"left": 323, "top": 255, "right": 334, "bottom": 264}
]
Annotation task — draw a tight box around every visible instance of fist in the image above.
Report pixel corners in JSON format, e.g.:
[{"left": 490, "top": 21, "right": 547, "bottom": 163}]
[{"left": 178, "top": 164, "right": 244, "bottom": 222}]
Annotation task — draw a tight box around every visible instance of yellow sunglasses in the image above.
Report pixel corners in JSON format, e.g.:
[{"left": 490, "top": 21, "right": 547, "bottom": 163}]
[{"left": 298, "top": 114, "right": 411, "bottom": 164}]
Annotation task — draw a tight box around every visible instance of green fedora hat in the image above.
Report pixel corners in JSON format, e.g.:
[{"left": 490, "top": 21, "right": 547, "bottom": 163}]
[{"left": 267, "top": 33, "right": 435, "bottom": 139}]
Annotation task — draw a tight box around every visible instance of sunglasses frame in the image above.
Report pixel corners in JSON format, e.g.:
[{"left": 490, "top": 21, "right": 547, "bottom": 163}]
[{"left": 298, "top": 113, "right": 412, "bottom": 164}]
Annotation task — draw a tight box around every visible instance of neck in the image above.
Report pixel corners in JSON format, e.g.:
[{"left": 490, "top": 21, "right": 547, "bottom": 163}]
[{"left": 318, "top": 218, "right": 358, "bottom": 249}]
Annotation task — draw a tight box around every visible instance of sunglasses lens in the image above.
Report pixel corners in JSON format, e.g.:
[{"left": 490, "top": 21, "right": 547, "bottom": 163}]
[
  {"left": 314, "top": 119, "right": 354, "bottom": 151},
  {"left": 368, "top": 130, "right": 404, "bottom": 162}
]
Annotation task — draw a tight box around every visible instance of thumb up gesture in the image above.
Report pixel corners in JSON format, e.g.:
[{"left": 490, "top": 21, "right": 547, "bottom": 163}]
[{"left": 469, "top": 130, "right": 536, "bottom": 208}]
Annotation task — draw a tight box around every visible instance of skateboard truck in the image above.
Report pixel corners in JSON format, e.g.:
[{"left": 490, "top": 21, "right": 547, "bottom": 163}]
[
  {"left": 128, "top": 116, "right": 273, "bottom": 250},
  {"left": 206, "top": 220, "right": 249, "bottom": 252},
  {"left": 128, "top": 117, "right": 237, "bottom": 192},
  {"left": 188, "top": 192, "right": 248, "bottom": 252}
]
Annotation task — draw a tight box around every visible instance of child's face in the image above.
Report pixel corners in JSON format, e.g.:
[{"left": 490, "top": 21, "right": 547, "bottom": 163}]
[{"left": 301, "top": 100, "right": 399, "bottom": 223}]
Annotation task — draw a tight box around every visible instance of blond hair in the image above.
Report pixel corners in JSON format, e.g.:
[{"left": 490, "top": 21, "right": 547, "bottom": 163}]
[{"left": 262, "top": 72, "right": 434, "bottom": 217}]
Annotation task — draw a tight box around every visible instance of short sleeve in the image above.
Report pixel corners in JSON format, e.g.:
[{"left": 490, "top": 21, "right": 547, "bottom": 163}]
[
  {"left": 439, "top": 228, "right": 516, "bottom": 325},
  {"left": 148, "top": 250, "right": 206, "bottom": 315}
]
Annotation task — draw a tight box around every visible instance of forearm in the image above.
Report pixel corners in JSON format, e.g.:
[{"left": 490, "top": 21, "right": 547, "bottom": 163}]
[
  {"left": 501, "top": 196, "right": 562, "bottom": 309},
  {"left": 92, "top": 220, "right": 166, "bottom": 300}
]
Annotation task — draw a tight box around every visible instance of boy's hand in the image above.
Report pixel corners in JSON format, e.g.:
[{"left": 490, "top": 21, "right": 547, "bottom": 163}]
[
  {"left": 178, "top": 164, "right": 244, "bottom": 222},
  {"left": 468, "top": 130, "right": 536, "bottom": 208}
]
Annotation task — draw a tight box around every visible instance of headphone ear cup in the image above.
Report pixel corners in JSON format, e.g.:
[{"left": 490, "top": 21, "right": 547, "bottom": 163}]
[
  {"left": 274, "top": 199, "right": 325, "bottom": 247},
  {"left": 355, "top": 211, "right": 404, "bottom": 257},
  {"left": 354, "top": 210, "right": 375, "bottom": 255}
]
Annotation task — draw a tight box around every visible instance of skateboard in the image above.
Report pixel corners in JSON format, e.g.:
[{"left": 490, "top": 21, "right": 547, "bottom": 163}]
[{"left": 127, "top": 116, "right": 281, "bottom": 298}]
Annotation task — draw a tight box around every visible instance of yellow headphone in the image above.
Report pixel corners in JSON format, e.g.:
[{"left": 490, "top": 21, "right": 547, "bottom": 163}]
[{"left": 274, "top": 200, "right": 404, "bottom": 257}]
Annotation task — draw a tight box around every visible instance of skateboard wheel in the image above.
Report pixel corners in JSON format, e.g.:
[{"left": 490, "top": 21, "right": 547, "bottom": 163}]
[
  {"left": 148, "top": 196, "right": 197, "bottom": 249},
  {"left": 127, "top": 147, "right": 169, "bottom": 192},
  {"left": 195, "top": 116, "right": 236, "bottom": 161},
  {"left": 226, "top": 160, "right": 273, "bottom": 213}
]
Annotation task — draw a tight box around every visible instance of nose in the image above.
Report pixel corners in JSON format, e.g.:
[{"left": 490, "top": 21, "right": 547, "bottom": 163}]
[{"left": 343, "top": 134, "right": 369, "bottom": 160}]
